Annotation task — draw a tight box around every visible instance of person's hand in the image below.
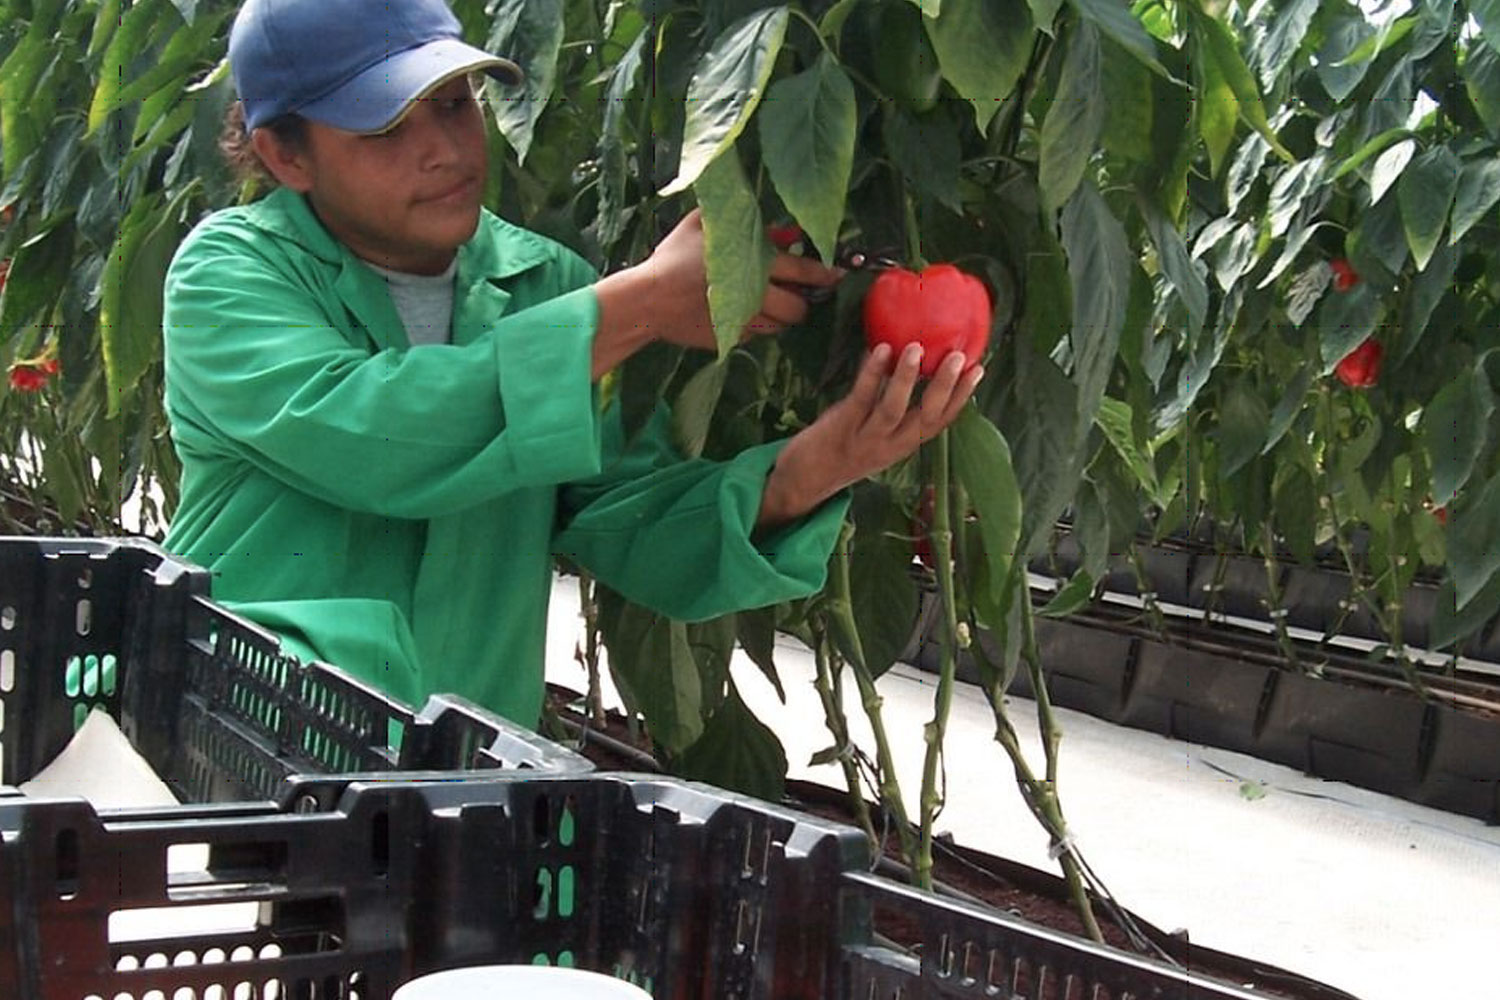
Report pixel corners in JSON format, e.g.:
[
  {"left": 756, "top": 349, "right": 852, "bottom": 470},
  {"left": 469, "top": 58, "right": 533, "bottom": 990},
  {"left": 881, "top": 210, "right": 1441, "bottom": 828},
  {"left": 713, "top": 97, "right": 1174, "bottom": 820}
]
[
  {"left": 757, "top": 342, "right": 983, "bottom": 528},
  {"left": 591, "top": 210, "right": 844, "bottom": 375}
]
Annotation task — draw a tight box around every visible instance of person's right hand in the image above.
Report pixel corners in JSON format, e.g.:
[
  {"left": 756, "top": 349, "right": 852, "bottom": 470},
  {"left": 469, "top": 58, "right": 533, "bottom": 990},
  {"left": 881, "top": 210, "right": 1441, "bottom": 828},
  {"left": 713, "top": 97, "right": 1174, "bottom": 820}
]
[{"left": 591, "top": 211, "right": 844, "bottom": 376}]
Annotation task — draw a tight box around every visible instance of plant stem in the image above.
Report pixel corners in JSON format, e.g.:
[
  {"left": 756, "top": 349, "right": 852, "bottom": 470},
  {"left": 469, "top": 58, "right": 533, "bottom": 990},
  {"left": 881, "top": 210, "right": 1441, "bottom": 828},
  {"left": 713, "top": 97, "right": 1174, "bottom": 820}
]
[
  {"left": 810, "top": 614, "right": 878, "bottom": 847},
  {"left": 828, "top": 522, "right": 920, "bottom": 867},
  {"left": 916, "top": 430, "right": 959, "bottom": 890}
]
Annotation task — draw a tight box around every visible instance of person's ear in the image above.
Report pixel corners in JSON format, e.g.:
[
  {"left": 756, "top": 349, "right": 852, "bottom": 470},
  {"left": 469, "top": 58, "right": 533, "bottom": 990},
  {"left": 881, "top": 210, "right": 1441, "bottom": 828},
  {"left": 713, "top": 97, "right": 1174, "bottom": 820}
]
[{"left": 251, "top": 127, "right": 315, "bottom": 193}]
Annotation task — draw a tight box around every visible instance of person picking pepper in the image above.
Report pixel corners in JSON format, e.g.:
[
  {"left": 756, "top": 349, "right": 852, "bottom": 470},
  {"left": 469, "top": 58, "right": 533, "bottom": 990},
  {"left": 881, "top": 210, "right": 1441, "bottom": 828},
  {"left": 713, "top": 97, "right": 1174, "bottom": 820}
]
[{"left": 161, "top": 0, "right": 983, "bottom": 727}]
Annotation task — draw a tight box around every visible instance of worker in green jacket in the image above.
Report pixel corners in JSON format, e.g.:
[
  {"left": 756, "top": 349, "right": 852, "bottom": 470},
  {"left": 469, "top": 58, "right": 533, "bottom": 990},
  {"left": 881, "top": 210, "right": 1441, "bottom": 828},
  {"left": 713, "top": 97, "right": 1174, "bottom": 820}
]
[{"left": 162, "top": 0, "right": 983, "bottom": 727}]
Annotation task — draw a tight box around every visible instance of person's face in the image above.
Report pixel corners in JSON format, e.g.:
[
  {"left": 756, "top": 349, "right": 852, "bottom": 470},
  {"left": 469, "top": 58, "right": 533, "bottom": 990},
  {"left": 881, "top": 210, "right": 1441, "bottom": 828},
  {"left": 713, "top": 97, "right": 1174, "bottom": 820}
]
[{"left": 264, "top": 76, "right": 489, "bottom": 275}]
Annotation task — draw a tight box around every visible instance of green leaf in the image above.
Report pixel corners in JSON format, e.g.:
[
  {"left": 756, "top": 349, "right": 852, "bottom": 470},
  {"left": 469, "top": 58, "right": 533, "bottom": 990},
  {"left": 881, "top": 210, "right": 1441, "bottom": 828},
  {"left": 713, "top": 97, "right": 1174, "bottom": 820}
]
[
  {"left": 1193, "top": 27, "right": 1238, "bottom": 177},
  {"left": 1333, "top": 13, "right": 1415, "bottom": 66},
  {"left": 1394, "top": 242, "right": 1458, "bottom": 364},
  {"left": 1422, "top": 363, "right": 1495, "bottom": 507},
  {"left": 1273, "top": 464, "right": 1317, "bottom": 565},
  {"left": 1317, "top": 284, "right": 1383, "bottom": 373},
  {"left": 87, "top": 0, "right": 124, "bottom": 58},
  {"left": 1332, "top": 128, "right": 1412, "bottom": 184},
  {"left": 1474, "top": 0, "right": 1500, "bottom": 56},
  {"left": 486, "top": 0, "right": 564, "bottom": 163},
  {"left": 1215, "top": 383, "right": 1269, "bottom": 478},
  {"left": 1100, "top": 35, "right": 1154, "bottom": 162},
  {"left": 86, "top": 0, "right": 170, "bottom": 134},
  {"left": 0, "top": 30, "right": 56, "bottom": 176},
  {"left": 1190, "top": 8, "right": 1292, "bottom": 161},
  {"left": 1141, "top": 194, "right": 1207, "bottom": 339},
  {"left": 1039, "top": 570, "right": 1094, "bottom": 616},
  {"left": 1316, "top": 11, "right": 1378, "bottom": 102},
  {"left": 951, "top": 407, "right": 1023, "bottom": 622},
  {"left": 99, "top": 186, "right": 194, "bottom": 417},
  {"left": 1039, "top": 21, "right": 1105, "bottom": 214},
  {"left": 1448, "top": 468, "right": 1500, "bottom": 609},
  {"left": 735, "top": 608, "right": 785, "bottom": 703},
  {"left": 1466, "top": 49, "right": 1500, "bottom": 137},
  {"left": 1004, "top": 348, "right": 1084, "bottom": 557},
  {"left": 1028, "top": 0, "right": 1065, "bottom": 32},
  {"left": 662, "top": 7, "right": 788, "bottom": 195},
  {"left": 671, "top": 358, "right": 730, "bottom": 459},
  {"left": 596, "top": 32, "right": 646, "bottom": 248},
  {"left": 1368, "top": 137, "right": 1416, "bottom": 204},
  {"left": 1451, "top": 158, "right": 1500, "bottom": 244},
  {"left": 1397, "top": 144, "right": 1460, "bottom": 271},
  {"left": 696, "top": 150, "right": 772, "bottom": 357},
  {"left": 0, "top": 220, "right": 75, "bottom": 345},
  {"left": 883, "top": 106, "right": 963, "bottom": 213},
  {"left": 846, "top": 493, "right": 921, "bottom": 678},
  {"left": 597, "top": 593, "right": 704, "bottom": 753},
  {"left": 925, "top": 0, "right": 1035, "bottom": 133},
  {"left": 1095, "top": 396, "right": 1162, "bottom": 504},
  {"left": 1060, "top": 180, "right": 1133, "bottom": 429},
  {"left": 1069, "top": 0, "right": 1165, "bottom": 75},
  {"left": 675, "top": 686, "right": 787, "bottom": 801},
  {"left": 758, "top": 52, "right": 855, "bottom": 263},
  {"left": 1263, "top": 366, "right": 1314, "bottom": 455},
  {"left": 1431, "top": 573, "right": 1500, "bottom": 651},
  {"left": 1251, "top": 0, "right": 1318, "bottom": 91}
]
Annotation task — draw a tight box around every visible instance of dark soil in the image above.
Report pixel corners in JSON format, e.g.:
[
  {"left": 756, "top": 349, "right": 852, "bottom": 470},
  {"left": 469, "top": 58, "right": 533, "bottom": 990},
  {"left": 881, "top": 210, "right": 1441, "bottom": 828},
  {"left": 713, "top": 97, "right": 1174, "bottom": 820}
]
[{"left": 542, "top": 684, "right": 1359, "bottom": 1000}]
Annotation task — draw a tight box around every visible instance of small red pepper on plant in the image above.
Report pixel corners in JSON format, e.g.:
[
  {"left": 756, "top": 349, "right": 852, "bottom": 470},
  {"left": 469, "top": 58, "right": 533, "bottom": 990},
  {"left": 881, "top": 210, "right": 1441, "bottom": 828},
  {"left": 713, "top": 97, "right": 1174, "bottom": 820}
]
[
  {"left": 1329, "top": 258, "right": 1360, "bottom": 292},
  {"left": 1334, "top": 338, "right": 1382, "bottom": 388},
  {"left": 8, "top": 355, "right": 60, "bottom": 393}
]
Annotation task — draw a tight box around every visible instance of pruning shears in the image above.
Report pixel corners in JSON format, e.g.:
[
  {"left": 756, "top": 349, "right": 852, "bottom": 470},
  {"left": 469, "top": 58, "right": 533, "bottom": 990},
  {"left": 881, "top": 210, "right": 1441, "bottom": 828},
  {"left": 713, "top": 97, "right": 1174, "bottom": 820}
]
[{"left": 768, "top": 224, "right": 902, "bottom": 302}]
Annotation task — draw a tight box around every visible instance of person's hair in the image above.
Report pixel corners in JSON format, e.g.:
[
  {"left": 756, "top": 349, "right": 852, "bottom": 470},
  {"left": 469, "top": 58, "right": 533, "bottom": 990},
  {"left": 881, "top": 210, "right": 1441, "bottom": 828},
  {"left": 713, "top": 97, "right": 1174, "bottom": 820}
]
[{"left": 220, "top": 100, "right": 309, "bottom": 186}]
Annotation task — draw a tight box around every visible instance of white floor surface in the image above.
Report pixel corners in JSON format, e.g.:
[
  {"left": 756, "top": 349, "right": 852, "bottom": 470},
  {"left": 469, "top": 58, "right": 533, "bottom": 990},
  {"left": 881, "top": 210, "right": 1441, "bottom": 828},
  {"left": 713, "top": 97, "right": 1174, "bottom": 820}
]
[{"left": 541, "top": 574, "right": 1500, "bottom": 1000}]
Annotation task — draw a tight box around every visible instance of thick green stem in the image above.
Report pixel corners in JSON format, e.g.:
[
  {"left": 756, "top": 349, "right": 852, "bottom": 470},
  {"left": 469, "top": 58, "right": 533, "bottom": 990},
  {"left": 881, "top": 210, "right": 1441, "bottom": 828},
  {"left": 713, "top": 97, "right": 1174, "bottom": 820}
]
[
  {"left": 829, "top": 523, "right": 920, "bottom": 867},
  {"left": 916, "top": 431, "right": 959, "bottom": 890}
]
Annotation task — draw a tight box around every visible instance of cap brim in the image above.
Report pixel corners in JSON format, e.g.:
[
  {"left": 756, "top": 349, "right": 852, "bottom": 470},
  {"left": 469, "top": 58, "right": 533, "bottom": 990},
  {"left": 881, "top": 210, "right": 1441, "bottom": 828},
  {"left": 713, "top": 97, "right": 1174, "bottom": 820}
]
[{"left": 296, "top": 37, "right": 522, "bottom": 134}]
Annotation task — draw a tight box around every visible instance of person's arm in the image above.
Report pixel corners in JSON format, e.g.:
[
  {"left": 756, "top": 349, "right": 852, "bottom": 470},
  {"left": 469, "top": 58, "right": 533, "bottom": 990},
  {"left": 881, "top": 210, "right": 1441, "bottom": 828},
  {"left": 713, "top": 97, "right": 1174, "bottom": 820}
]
[{"left": 756, "top": 343, "right": 985, "bottom": 529}]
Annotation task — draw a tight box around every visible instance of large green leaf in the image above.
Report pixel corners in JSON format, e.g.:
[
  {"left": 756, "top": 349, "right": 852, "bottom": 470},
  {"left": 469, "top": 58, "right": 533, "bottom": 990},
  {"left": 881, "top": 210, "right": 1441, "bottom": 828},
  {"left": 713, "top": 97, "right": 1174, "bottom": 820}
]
[
  {"left": 1095, "top": 396, "right": 1163, "bottom": 504},
  {"left": 1060, "top": 180, "right": 1133, "bottom": 430},
  {"left": 1215, "top": 383, "right": 1269, "bottom": 478},
  {"left": 1397, "top": 144, "right": 1460, "bottom": 271},
  {"left": 597, "top": 589, "right": 705, "bottom": 753},
  {"left": 1251, "top": 0, "right": 1318, "bottom": 91},
  {"left": 846, "top": 489, "right": 921, "bottom": 678},
  {"left": 1422, "top": 361, "right": 1495, "bottom": 507},
  {"left": 924, "top": 0, "right": 1035, "bottom": 133},
  {"left": 1263, "top": 366, "right": 1315, "bottom": 455},
  {"left": 1474, "top": 0, "right": 1500, "bottom": 56},
  {"left": 951, "top": 406, "right": 1023, "bottom": 624},
  {"left": 86, "top": 0, "right": 170, "bottom": 134},
  {"left": 1431, "top": 573, "right": 1500, "bottom": 651},
  {"left": 99, "top": 186, "right": 193, "bottom": 417},
  {"left": 696, "top": 149, "right": 772, "bottom": 357},
  {"left": 486, "top": 0, "right": 564, "bottom": 163},
  {"left": 671, "top": 357, "right": 730, "bottom": 459},
  {"left": 758, "top": 52, "right": 855, "bottom": 263},
  {"left": 661, "top": 7, "right": 788, "bottom": 195},
  {"left": 1368, "top": 137, "right": 1416, "bottom": 204},
  {"left": 595, "top": 33, "right": 646, "bottom": 249},
  {"left": 1100, "top": 35, "right": 1154, "bottom": 162},
  {"left": 0, "top": 27, "right": 57, "bottom": 176},
  {"left": 0, "top": 220, "right": 75, "bottom": 346},
  {"left": 735, "top": 608, "right": 785, "bottom": 702},
  {"left": 675, "top": 685, "right": 787, "bottom": 800},
  {"left": 1039, "top": 21, "right": 1105, "bottom": 214},
  {"left": 1464, "top": 41, "right": 1500, "bottom": 138},
  {"left": 1141, "top": 194, "right": 1207, "bottom": 339},
  {"left": 1002, "top": 348, "right": 1083, "bottom": 557},
  {"left": 1192, "top": 23, "right": 1237, "bottom": 176},
  {"left": 1448, "top": 467, "right": 1500, "bottom": 609},
  {"left": 1069, "top": 0, "right": 1165, "bottom": 75},
  {"left": 883, "top": 105, "right": 963, "bottom": 213},
  {"left": 1451, "top": 157, "right": 1500, "bottom": 244},
  {"left": 1317, "top": 284, "right": 1383, "bottom": 373},
  {"left": 1393, "top": 242, "right": 1458, "bottom": 364},
  {"left": 1189, "top": 9, "right": 1291, "bottom": 162}
]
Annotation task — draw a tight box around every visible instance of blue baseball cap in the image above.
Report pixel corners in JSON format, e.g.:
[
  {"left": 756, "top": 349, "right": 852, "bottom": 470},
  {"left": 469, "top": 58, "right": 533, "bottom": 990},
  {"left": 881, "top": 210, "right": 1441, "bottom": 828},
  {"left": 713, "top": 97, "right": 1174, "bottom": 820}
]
[{"left": 229, "top": 0, "right": 523, "bottom": 134}]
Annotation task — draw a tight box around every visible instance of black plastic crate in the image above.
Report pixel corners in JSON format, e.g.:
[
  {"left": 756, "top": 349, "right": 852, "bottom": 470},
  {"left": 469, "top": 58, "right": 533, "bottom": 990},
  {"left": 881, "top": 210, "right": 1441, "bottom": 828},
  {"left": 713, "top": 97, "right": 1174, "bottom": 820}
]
[
  {"left": 0, "top": 773, "right": 865, "bottom": 999},
  {"left": 842, "top": 871, "right": 1267, "bottom": 1000},
  {"left": 0, "top": 772, "right": 1273, "bottom": 1000},
  {"left": 0, "top": 536, "right": 589, "bottom": 801}
]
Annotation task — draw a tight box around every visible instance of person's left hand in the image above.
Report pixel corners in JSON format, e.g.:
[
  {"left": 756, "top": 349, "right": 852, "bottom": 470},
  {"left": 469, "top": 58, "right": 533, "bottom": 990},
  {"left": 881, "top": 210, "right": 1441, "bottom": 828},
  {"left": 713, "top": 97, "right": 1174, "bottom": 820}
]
[{"left": 756, "top": 341, "right": 983, "bottom": 528}]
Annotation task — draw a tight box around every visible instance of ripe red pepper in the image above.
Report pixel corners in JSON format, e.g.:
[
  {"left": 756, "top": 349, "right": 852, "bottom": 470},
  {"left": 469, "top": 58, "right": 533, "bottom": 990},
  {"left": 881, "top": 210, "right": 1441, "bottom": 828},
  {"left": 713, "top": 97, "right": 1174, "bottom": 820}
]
[
  {"left": 766, "top": 224, "right": 804, "bottom": 251},
  {"left": 863, "top": 264, "right": 992, "bottom": 378},
  {"left": 1334, "top": 338, "right": 1383, "bottom": 388},
  {"left": 1330, "top": 258, "right": 1360, "bottom": 292}
]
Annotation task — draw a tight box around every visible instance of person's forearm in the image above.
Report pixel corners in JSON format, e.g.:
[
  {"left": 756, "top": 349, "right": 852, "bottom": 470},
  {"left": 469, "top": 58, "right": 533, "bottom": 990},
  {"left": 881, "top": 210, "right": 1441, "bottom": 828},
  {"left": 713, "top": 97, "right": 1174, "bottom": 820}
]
[
  {"left": 591, "top": 267, "right": 659, "bottom": 379},
  {"left": 756, "top": 437, "right": 838, "bottom": 531}
]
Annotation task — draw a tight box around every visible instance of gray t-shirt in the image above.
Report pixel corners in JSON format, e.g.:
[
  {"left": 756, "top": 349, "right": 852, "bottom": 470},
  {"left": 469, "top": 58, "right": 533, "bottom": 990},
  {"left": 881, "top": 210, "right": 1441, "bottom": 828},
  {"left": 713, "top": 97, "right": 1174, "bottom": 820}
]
[{"left": 370, "top": 259, "right": 457, "bottom": 346}]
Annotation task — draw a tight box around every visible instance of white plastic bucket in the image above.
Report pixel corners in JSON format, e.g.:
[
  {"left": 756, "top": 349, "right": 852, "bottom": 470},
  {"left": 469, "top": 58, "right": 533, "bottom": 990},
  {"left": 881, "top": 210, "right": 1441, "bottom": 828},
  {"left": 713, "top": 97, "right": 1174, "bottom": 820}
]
[{"left": 392, "top": 965, "right": 654, "bottom": 999}]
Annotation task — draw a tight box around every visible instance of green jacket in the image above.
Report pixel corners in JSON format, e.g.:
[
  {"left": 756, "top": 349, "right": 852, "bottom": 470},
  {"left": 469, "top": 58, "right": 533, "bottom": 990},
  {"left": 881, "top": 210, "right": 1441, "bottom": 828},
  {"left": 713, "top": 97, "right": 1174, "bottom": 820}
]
[{"left": 162, "top": 187, "right": 846, "bottom": 725}]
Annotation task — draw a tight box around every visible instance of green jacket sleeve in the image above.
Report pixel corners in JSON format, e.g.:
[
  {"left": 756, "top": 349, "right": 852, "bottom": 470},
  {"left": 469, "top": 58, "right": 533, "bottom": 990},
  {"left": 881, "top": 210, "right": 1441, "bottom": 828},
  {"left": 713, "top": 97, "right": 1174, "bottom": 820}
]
[
  {"left": 163, "top": 224, "right": 602, "bottom": 519},
  {"left": 554, "top": 407, "right": 849, "bottom": 622}
]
